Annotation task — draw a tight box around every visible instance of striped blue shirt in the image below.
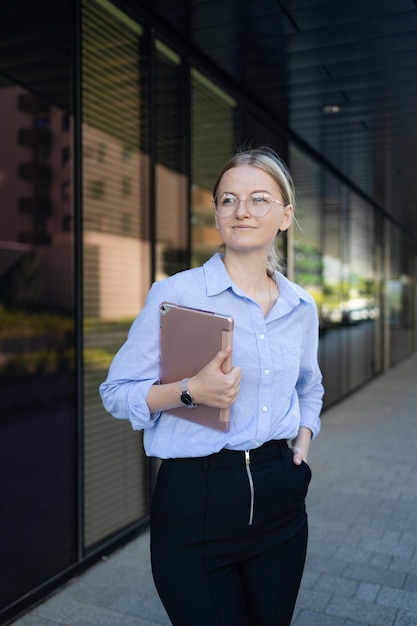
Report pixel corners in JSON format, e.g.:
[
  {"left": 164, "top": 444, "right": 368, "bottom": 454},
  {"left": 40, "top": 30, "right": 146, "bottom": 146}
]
[{"left": 100, "top": 253, "right": 324, "bottom": 458}]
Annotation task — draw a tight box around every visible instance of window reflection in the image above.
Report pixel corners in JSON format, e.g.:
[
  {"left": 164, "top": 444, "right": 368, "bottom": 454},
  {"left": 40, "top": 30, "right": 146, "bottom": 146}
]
[
  {"left": 291, "top": 146, "right": 323, "bottom": 314},
  {"left": 0, "top": 83, "right": 76, "bottom": 611},
  {"left": 388, "top": 230, "right": 415, "bottom": 363},
  {"left": 81, "top": 0, "right": 148, "bottom": 548},
  {"left": 0, "top": 87, "right": 74, "bottom": 399},
  {"left": 191, "top": 70, "right": 236, "bottom": 267},
  {"left": 290, "top": 148, "right": 381, "bottom": 403},
  {"left": 155, "top": 40, "right": 188, "bottom": 279}
]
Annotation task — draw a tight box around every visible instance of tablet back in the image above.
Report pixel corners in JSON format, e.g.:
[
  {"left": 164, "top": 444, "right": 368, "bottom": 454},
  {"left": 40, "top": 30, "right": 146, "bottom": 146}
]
[{"left": 159, "top": 302, "right": 234, "bottom": 431}]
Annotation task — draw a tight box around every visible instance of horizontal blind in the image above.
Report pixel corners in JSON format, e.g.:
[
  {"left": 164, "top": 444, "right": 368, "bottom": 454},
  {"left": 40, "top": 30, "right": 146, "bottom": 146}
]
[
  {"left": 191, "top": 69, "right": 236, "bottom": 266},
  {"left": 155, "top": 40, "right": 188, "bottom": 277},
  {"left": 191, "top": 68, "right": 236, "bottom": 192},
  {"left": 82, "top": 0, "right": 149, "bottom": 549}
]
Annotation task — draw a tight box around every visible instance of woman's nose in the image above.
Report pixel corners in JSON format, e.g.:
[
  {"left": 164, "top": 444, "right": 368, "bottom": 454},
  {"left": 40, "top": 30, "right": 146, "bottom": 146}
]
[{"left": 235, "top": 197, "right": 251, "bottom": 218}]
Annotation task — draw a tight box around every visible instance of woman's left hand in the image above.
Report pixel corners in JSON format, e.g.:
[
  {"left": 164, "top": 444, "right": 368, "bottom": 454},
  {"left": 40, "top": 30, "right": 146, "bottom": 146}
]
[{"left": 291, "top": 426, "right": 312, "bottom": 465}]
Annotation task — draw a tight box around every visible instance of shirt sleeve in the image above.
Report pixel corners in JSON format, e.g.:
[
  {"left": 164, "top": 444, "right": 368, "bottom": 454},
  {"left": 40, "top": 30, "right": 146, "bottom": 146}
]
[
  {"left": 295, "top": 304, "right": 324, "bottom": 439},
  {"left": 99, "top": 279, "right": 178, "bottom": 430}
]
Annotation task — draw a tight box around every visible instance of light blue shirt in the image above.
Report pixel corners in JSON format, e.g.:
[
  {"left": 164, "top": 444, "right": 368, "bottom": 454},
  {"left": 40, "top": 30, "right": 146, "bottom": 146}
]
[{"left": 100, "top": 253, "right": 324, "bottom": 458}]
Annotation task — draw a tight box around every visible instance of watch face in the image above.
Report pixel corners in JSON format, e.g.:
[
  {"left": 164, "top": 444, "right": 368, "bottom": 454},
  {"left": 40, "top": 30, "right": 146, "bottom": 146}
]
[{"left": 181, "top": 391, "right": 194, "bottom": 406}]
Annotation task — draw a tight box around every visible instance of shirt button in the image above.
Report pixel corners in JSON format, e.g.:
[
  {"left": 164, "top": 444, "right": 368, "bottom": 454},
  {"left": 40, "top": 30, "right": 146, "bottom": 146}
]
[
  {"left": 259, "top": 334, "right": 265, "bottom": 339},
  {"left": 264, "top": 369, "right": 270, "bottom": 376},
  {"left": 262, "top": 405, "right": 268, "bottom": 412}
]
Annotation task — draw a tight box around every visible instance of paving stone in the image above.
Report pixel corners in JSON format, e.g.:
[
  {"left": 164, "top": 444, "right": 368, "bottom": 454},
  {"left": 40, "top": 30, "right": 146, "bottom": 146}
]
[
  {"left": 344, "top": 620, "right": 376, "bottom": 626},
  {"left": 401, "top": 532, "right": 417, "bottom": 548},
  {"left": 360, "top": 538, "right": 414, "bottom": 559},
  {"left": 403, "top": 573, "right": 417, "bottom": 592},
  {"left": 304, "top": 553, "right": 348, "bottom": 576},
  {"left": 393, "top": 608, "right": 417, "bottom": 626},
  {"left": 314, "top": 573, "right": 358, "bottom": 597},
  {"left": 355, "top": 582, "right": 381, "bottom": 603},
  {"left": 6, "top": 617, "right": 60, "bottom": 626},
  {"left": 62, "top": 579, "right": 131, "bottom": 608},
  {"left": 293, "top": 587, "right": 330, "bottom": 613},
  {"left": 334, "top": 546, "right": 375, "bottom": 565},
  {"left": 298, "top": 568, "right": 321, "bottom": 589},
  {"left": 369, "top": 553, "right": 393, "bottom": 570},
  {"left": 325, "top": 595, "right": 397, "bottom": 625},
  {"left": 292, "top": 609, "right": 345, "bottom": 625},
  {"left": 108, "top": 590, "right": 169, "bottom": 623},
  {"left": 350, "top": 524, "right": 385, "bottom": 540},
  {"left": 390, "top": 555, "right": 417, "bottom": 575},
  {"left": 34, "top": 597, "right": 150, "bottom": 626},
  {"left": 377, "top": 586, "right": 417, "bottom": 613},
  {"left": 382, "top": 530, "right": 403, "bottom": 543},
  {"left": 344, "top": 563, "right": 407, "bottom": 588}
]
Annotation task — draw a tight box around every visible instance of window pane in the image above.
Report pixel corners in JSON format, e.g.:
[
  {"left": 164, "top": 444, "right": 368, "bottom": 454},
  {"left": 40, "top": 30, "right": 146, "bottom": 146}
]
[
  {"left": 155, "top": 40, "right": 188, "bottom": 279},
  {"left": 191, "top": 70, "right": 236, "bottom": 267},
  {"left": 388, "top": 229, "right": 415, "bottom": 364},
  {"left": 346, "top": 194, "right": 378, "bottom": 387},
  {"left": 319, "top": 174, "right": 345, "bottom": 404},
  {"left": 0, "top": 87, "right": 76, "bottom": 611},
  {"left": 82, "top": 0, "right": 150, "bottom": 549},
  {"left": 290, "top": 145, "right": 323, "bottom": 302}
]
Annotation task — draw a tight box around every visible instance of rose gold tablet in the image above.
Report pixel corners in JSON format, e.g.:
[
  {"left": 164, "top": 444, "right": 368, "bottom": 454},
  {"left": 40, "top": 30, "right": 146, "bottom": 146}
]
[{"left": 159, "top": 302, "right": 234, "bottom": 432}]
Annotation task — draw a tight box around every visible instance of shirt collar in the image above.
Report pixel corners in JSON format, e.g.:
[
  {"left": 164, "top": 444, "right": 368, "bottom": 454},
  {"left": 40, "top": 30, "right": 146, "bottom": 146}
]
[
  {"left": 204, "top": 253, "right": 233, "bottom": 296},
  {"left": 276, "top": 272, "right": 311, "bottom": 306},
  {"left": 204, "top": 252, "right": 312, "bottom": 309}
]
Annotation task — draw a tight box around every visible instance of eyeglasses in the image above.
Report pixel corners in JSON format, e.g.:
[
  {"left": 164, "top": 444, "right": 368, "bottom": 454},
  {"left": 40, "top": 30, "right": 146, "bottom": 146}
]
[{"left": 213, "top": 192, "right": 287, "bottom": 218}]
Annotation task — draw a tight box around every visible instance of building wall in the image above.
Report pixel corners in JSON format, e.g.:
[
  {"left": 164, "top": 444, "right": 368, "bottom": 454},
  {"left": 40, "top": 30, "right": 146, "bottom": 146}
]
[{"left": 0, "top": 0, "right": 416, "bottom": 622}]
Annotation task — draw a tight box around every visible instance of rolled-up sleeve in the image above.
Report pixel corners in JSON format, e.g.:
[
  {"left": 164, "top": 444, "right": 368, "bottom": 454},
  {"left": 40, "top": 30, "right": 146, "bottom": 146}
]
[{"left": 99, "top": 280, "right": 177, "bottom": 430}]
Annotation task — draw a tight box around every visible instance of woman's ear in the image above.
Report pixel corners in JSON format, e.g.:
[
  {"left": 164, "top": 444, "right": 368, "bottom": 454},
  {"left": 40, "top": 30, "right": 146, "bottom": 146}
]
[{"left": 279, "top": 204, "right": 293, "bottom": 232}]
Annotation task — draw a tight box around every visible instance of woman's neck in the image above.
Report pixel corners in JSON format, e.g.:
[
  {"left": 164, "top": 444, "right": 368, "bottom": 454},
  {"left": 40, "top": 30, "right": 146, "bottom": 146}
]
[{"left": 222, "top": 251, "right": 274, "bottom": 299}]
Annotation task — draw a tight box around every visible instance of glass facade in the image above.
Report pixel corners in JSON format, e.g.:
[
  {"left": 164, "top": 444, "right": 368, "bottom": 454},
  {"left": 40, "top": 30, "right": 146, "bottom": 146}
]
[
  {"left": 0, "top": 0, "right": 415, "bottom": 621},
  {"left": 191, "top": 70, "right": 236, "bottom": 267},
  {"left": 155, "top": 39, "right": 188, "bottom": 278},
  {"left": 0, "top": 3, "right": 77, "bottom": 615},
  {"left": 81, "top": 0, "right": 149, "bottom": 550},
  {"left": 291, "top": 146, "right": 384, "bottom": 407},
  {"left": 387, "top": 229, "right": 416, "bottom": 364}
]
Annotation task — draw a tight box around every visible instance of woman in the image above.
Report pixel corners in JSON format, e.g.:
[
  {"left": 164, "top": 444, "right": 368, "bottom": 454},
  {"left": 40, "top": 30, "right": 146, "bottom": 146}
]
[{"left": 100, "top": 146, "right": 324, "bottom": 626}]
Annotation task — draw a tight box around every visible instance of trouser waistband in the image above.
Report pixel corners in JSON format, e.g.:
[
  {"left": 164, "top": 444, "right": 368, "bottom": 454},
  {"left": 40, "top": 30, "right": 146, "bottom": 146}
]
[{"left": 166, "top": 439, "right": 289, "bottom": 469}]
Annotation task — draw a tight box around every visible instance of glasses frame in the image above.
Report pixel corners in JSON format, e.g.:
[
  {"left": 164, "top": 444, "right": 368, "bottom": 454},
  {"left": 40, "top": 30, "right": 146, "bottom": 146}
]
[{"left": 213, "top": 192, "right": 288, "bottom": 218}]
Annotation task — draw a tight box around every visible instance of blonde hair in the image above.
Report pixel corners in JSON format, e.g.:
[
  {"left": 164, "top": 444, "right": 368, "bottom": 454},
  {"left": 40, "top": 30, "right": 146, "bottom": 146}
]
[{"left": 213, "top": 146, "right": 295, "bottom": 273}]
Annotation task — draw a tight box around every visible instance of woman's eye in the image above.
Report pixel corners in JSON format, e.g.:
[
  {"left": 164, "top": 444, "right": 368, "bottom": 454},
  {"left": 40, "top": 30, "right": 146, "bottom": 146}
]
[{"left": 252, "top": 195, "right": 268, "bottom": 203}]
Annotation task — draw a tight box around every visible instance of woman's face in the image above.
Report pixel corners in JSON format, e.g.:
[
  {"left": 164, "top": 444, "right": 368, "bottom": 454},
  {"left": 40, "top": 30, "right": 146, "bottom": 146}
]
[{"left": 214, "top": 165, "right": 293, "bottom": 255}]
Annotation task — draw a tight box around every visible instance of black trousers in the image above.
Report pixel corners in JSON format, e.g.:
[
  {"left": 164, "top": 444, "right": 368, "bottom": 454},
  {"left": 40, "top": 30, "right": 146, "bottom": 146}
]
[{"left": 150, "top": 440, "right": 311, "bottom": 626}]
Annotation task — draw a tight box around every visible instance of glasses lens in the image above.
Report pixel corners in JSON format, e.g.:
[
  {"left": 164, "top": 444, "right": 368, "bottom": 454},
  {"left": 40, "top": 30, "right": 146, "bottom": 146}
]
[
  {"left": 248, "top": 193, "right": 272, "bottom": 216},
  {"left": 214, "top": 193, "right": 239, "bottom": 216}
]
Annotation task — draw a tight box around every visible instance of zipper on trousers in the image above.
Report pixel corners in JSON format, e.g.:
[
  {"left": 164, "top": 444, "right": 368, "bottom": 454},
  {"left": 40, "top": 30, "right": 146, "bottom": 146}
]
[{"left": 245, "top": 450, "right": 254, "bottom": 525}]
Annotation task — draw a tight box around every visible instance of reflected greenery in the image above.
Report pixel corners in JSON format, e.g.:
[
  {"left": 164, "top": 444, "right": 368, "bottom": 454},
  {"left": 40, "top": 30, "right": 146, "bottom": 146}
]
[{"left": 0, "top": 305, "right": 74, "bottom": 382}]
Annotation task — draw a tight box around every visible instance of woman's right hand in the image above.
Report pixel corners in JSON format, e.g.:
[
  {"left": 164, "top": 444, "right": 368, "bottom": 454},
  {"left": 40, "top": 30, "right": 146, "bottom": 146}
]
[{"left": 187, "top": 346, "right": 242, "bottom": 409}]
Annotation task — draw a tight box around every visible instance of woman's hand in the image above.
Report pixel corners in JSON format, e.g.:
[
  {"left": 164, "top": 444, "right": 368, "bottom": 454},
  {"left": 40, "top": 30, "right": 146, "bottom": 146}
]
[
  {"left": 290, "top": 427, "right": 312, "bottom": 465},
  {"left": 188, "top": 346, "right": 242, "bottom": 409},
  {"left": 146, "top": 346, "right": 241, "bottom": 413}
]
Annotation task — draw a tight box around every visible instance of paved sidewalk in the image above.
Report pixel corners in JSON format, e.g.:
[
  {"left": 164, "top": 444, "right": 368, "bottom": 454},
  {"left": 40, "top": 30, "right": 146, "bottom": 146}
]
[{"left": 10, "top": 352, "right": 417, "bottom": 625}]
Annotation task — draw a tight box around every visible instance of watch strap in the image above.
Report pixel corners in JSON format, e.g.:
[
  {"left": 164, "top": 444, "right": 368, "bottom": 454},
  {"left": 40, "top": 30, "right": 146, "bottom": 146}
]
[{"left": 180, "top": 377, "right": 197, "bottom": 407}]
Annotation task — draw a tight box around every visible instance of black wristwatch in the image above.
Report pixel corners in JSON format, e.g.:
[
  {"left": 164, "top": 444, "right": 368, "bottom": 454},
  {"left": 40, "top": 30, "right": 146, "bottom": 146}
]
[{"left": 180, "top": 378, "right": 197, "bottom": 408}]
